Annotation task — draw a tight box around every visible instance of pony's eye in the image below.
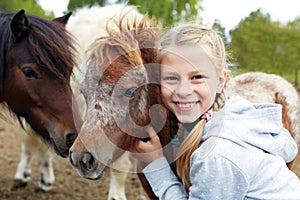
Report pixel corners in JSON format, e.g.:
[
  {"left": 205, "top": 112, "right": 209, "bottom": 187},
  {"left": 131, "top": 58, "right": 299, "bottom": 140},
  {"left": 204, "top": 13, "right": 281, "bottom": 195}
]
[
  {"left": 22, "top": 67, "right": 38, "bottom": 79},
  {"left": 124, "top": 87, "right": 137, "bottom": 97}
]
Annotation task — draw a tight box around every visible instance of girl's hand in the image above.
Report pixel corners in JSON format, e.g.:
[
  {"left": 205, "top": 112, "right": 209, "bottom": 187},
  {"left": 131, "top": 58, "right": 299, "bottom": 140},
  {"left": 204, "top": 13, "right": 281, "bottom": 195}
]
[{"left": 130, "top": 126, "right": 164, "bottom": 164}]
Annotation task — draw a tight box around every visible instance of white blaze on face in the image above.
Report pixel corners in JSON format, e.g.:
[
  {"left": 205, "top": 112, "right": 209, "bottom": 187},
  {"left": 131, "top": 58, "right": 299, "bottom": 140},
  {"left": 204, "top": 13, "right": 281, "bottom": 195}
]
[
  {"left": 111, "top": 67, "right": 149, "bottom": 136},
  {"left": 80, "top": 63, "right": 150, "bottom": 143}
]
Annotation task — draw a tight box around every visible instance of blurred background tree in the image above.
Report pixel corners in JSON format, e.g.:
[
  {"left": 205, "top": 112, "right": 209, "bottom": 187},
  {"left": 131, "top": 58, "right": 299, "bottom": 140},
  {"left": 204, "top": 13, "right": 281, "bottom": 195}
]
[
  {"left": 67, "top": 0, "right": 202, "bottom": 26},
  {"left": 0, "top": 0, "right": 54, "bottom": 19},
  {"left": 68, "top": 0, "right": 105, "bottom": 12},
  {"left": 1, "top": 0, "right": 299, "bottom": 88},
  {"left": 230, "top": 9, "right": 300, "bottom": 87},
  {"left": 123, "top": 0, "right": 202, "bottom": 26}
]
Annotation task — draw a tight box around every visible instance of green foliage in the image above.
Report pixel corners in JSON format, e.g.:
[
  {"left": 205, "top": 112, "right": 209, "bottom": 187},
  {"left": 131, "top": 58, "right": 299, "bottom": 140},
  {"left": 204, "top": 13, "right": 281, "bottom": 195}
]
[
  {"left": 212, "top": 19, "right": 226, "bottom": 38},
  {"left": 229, "top": 9, "right": 300, "bottom": 86},
  {"left": 67, "top": 0, "right": 202, "bottom": 27},
  {"left": 68, "top": 0, "right": 105, "bottom": 12},
  {"left": 120, "top": 0, "right": 202, "bottom": 26},
  {"left": 0, "top": 0, "right": 54, "bottom": 19}
]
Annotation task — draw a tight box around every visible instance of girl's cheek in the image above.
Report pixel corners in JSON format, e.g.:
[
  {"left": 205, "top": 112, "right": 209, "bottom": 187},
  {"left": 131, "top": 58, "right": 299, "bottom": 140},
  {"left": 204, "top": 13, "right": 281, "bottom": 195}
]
[
  {"left": 161, "top": 88, "right": 173, "bottom": 106},
  {"left": 161, "top": 88, "right": 171, "bottom": 101},
  {"left": 161, "top": 85, "right": 174, "bottom": 96}
]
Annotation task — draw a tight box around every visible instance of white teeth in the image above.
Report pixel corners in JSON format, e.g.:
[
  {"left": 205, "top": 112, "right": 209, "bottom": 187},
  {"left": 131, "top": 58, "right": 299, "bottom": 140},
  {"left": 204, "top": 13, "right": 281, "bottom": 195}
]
[{"left": 177, "top": 103, "right": 195, "bottom": 108}]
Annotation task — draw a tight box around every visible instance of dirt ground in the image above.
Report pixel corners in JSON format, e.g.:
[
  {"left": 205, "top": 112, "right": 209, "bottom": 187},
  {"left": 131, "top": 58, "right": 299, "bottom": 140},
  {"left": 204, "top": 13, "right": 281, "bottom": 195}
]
[
  {"left": 0, "top": 119, "right": 143, "bottom": 200},
  {"left": 1, "top": 115, "right": 300, "bottom": 200}
]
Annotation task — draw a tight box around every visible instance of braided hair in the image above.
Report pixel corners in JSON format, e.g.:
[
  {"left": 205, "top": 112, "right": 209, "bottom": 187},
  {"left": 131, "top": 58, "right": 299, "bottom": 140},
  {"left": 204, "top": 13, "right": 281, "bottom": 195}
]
[{"left": 158, "top": 23, "right": 229, "bottom": 192}]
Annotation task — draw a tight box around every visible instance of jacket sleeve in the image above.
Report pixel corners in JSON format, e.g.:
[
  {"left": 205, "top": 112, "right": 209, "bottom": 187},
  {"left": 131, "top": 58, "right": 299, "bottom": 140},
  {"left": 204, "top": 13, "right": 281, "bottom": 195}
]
[
  {"left": 143, "top": 157, "right": 188, "bottom": 199},
  {"left": 143, "top": 153, "right": 249, "bottom": 200},
  {"left": 189, "top": 153, "right": 249, "bottom": 199},
  {"left": 274, "top": 128, "right": 298, "bottom": 163}
]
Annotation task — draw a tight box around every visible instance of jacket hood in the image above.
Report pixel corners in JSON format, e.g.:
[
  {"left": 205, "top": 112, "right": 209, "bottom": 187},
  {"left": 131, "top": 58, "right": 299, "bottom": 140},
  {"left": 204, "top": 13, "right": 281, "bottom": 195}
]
[{"left": 202, "top": 96, "right": 298, "bottom": 163}]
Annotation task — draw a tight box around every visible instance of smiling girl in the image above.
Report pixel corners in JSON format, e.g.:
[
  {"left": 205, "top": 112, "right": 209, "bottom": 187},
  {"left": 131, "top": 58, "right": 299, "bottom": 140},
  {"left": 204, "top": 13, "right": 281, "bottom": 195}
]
[{"left": 130, "top": 24, "right": 300, "bottom": 199}]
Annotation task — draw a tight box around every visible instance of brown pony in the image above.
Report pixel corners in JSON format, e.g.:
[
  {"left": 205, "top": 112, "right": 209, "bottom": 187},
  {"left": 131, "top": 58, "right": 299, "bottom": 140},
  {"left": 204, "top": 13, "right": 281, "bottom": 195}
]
[
  {"left": 0, "top": 10, "right": 81, "bottom": 191},
  {"left": 69, "top": 13, "right": 178, "bottom": 199},
  {"left": 0, "top": 9, "right": 80, "bottom": 156}
]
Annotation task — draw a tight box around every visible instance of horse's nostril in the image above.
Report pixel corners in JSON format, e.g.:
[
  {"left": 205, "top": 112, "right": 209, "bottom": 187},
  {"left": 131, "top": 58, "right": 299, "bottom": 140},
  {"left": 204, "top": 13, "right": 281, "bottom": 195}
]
[
  {"left": 69, "top": 151, "right": 76, "bottom": 167},
  {"left": 65, "top": 133, "right": 77, "bottom": 148},
  {"left": 81, "top": 152, "right": 96, "bottom": 171}
]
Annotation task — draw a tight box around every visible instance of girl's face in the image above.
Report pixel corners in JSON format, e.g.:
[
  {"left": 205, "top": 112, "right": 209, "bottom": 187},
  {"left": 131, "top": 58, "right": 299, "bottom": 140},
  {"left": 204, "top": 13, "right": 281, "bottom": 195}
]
[{"left": 160, "top": 45, "right": 226, "bottom": 123}]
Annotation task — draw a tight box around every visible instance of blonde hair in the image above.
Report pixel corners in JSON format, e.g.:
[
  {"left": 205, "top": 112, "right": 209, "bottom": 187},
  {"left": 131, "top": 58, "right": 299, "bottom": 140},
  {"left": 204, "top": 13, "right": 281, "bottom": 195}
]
[{"left": 159, "top": 23, "right": 229, "bottom": 191}]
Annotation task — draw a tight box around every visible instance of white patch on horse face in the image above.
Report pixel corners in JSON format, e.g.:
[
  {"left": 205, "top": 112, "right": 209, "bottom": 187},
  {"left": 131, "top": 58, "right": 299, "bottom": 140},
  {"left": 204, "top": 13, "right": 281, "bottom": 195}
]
[
  {"left": 111, "top": 67, "right": 149, "bottom": 136},
  {"left": 83, "top": 66, "right": 148, "bottom": 140}
]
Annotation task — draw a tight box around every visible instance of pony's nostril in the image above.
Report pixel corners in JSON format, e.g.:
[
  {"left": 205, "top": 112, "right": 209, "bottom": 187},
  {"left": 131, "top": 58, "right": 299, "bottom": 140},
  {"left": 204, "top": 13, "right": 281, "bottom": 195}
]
[
  {"left": 65, "top": 132, "right": 77, "bottom": 148},
  {"left": 69, "top": 151, "right": 76, "bottom": 167},
  {"left": 81, "top": 152, "right": 96, "bottom": 171}
]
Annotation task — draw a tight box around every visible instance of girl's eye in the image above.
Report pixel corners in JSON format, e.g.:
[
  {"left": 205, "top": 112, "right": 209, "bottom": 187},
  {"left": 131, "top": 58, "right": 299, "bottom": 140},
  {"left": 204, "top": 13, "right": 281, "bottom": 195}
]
[
  {"left": 192, "top": 75, "right": 203, "bottom": 80},
  {"left": 165, "top": 76, "right": 178, "bottom": 81},
  {"left": 124, "top": 87, "right": 137, "bottom": 97}
]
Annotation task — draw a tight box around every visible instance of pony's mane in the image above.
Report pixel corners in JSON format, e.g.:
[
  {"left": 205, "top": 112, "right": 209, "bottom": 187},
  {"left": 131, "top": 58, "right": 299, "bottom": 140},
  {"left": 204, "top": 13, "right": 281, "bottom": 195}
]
[
  {"left": 106, "top": 12, "right": 160, "bottom": 36},
  {"left": 0, "top": 12, "right": 77, "bottom": 80},
  {"left": 87, "top": 12, "right": 161, "bottom": 76}
]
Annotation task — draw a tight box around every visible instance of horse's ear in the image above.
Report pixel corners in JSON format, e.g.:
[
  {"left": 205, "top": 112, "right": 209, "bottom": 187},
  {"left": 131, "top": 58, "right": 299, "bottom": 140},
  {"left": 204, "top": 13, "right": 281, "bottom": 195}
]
[
  {"left": 53, "top": 12, "right": 72, "bottom": 26},
  {"left": 10, "top": 9, "right": 29, "bottom": 39}
]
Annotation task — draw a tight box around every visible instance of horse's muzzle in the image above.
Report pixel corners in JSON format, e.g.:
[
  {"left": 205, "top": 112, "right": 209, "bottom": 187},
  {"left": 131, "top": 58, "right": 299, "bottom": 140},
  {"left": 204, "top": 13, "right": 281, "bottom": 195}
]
[{"left": 69, "top": 150, "right": 109, "bottom": 179}]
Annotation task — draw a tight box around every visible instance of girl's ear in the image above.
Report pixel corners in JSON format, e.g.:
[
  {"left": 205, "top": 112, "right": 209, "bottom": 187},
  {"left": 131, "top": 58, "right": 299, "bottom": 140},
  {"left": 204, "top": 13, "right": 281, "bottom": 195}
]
[{"left": 217, "top": 69, "right": 227, "bottom": 93}]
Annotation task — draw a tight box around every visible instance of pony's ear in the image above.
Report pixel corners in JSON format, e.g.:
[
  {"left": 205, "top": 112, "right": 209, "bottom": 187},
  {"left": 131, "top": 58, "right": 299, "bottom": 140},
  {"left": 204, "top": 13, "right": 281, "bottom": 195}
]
[
  {"left": 53, "top": 12, "right": 72, "bottom": 26},
  {"left": 10, "top": 9, "right": 29, "bottom": 39}
]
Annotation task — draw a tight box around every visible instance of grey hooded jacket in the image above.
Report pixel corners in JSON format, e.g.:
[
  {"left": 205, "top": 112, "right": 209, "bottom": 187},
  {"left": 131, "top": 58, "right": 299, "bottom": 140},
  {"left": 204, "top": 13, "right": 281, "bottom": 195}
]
[{"left": 143, "top": 96, "right": 300, "bottom": 200}]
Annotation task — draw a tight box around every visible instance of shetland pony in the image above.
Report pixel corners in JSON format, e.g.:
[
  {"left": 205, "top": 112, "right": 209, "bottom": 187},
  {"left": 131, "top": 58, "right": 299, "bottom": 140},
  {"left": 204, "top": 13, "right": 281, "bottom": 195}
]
[
  {"left": 1, "top": 5, "right": 143, "bottom": 197},
  {"left": 67, "top": 5, "right": 153, "bottom": 200},
  {"left": 0, "top": 10, "right": 81, "bottom": 191},
  {"left": 69, "top": 11, "right": 178, "bottom": 200}
]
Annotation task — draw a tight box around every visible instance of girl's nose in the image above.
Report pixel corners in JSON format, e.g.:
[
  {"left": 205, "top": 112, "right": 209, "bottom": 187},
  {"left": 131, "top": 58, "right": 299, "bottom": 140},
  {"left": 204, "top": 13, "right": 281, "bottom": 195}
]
[{"left": 176, "top": 79, "right": 193, "bottom": 96}]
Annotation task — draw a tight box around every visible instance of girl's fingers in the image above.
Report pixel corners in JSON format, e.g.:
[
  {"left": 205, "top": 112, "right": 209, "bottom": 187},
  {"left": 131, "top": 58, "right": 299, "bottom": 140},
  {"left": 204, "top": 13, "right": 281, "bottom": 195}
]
[
  {"left": 129, "top": 126, "right": 161, "bottom": 153},
  {"left": 128, "top": 126, "right": 164, "bottom": 163},
  {"left": 145, "top": 125, "right": 156, "bottom": 137},
  {"left": 145, "top": 126, "right": 161, "bottom": 144}
]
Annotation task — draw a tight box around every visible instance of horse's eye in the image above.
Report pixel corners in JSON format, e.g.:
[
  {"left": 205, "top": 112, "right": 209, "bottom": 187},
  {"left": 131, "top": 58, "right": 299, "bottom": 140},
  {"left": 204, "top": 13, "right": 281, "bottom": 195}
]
[
  {"left": 22, "top": 67, "right": 38, "bottom": 79},
  {"left": 124, "top": 87, "right": 137, "bottom": 97}
]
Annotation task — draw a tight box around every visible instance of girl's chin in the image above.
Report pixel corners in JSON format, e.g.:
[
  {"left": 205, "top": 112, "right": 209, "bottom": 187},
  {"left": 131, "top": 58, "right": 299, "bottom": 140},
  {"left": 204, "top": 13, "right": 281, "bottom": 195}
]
[
  {"left": 178, "top": 118, "right": 198, "bottom": 124},
  {"left": 174, "top": 113, "right": 200, "bottom": 124}
]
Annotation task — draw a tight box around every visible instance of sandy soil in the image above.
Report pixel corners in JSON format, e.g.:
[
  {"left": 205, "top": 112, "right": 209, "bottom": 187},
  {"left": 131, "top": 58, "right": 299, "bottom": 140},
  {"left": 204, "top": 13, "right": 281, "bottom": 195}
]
[
  {"left": 0, "top": 119, "right": 143, "bottom": 200},
  {"left": 1, "top": 114, "right": 300, "bottom": 200}
]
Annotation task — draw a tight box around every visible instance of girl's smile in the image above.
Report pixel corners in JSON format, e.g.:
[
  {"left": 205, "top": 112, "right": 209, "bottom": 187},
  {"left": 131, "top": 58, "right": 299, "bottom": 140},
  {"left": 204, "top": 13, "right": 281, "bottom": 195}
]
[
  {"left": 160, "top": 44, "right": 226, "bottom": 123},
  {"left": 174, "top": 101, "right": 200, "bottom": 111}
]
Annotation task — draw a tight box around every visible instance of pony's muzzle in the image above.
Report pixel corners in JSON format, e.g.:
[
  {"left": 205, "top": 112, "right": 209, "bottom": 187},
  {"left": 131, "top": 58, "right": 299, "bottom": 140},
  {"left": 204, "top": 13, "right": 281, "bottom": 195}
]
[
  {"left": 69, "top": 151, "right": 98, "bottom": 176},
  {"left": 47, "top": 124, "right": 78, "bottom": 157},
  {"left": 65, "top": 132, "right": 78, "bottom": 149}
]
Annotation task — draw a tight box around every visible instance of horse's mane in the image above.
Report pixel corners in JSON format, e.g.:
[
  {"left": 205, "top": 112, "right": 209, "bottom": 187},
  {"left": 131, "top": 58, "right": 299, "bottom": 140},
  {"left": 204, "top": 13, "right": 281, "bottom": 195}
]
[
  {"left": 87, "top": 11, "right": 161, "bottom": 75},
  {"left": 75, "top": 10, "right": 178, "bottom": 199},
  {"left": 0, "top": 12, "right": 77, "bottom": 81}
]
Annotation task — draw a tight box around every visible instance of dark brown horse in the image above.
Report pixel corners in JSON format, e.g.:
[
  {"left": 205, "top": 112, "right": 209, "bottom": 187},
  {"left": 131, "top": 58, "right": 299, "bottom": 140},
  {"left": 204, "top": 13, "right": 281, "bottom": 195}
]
[
  {"left": 0, "top": 9, "right": 83, "bottom": 192},
  {"left": 0, "top": 10, "right": 81, "bottom": 157},
  {"left": 69, "top": 13, "right": 178, "bottom": 199}
]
